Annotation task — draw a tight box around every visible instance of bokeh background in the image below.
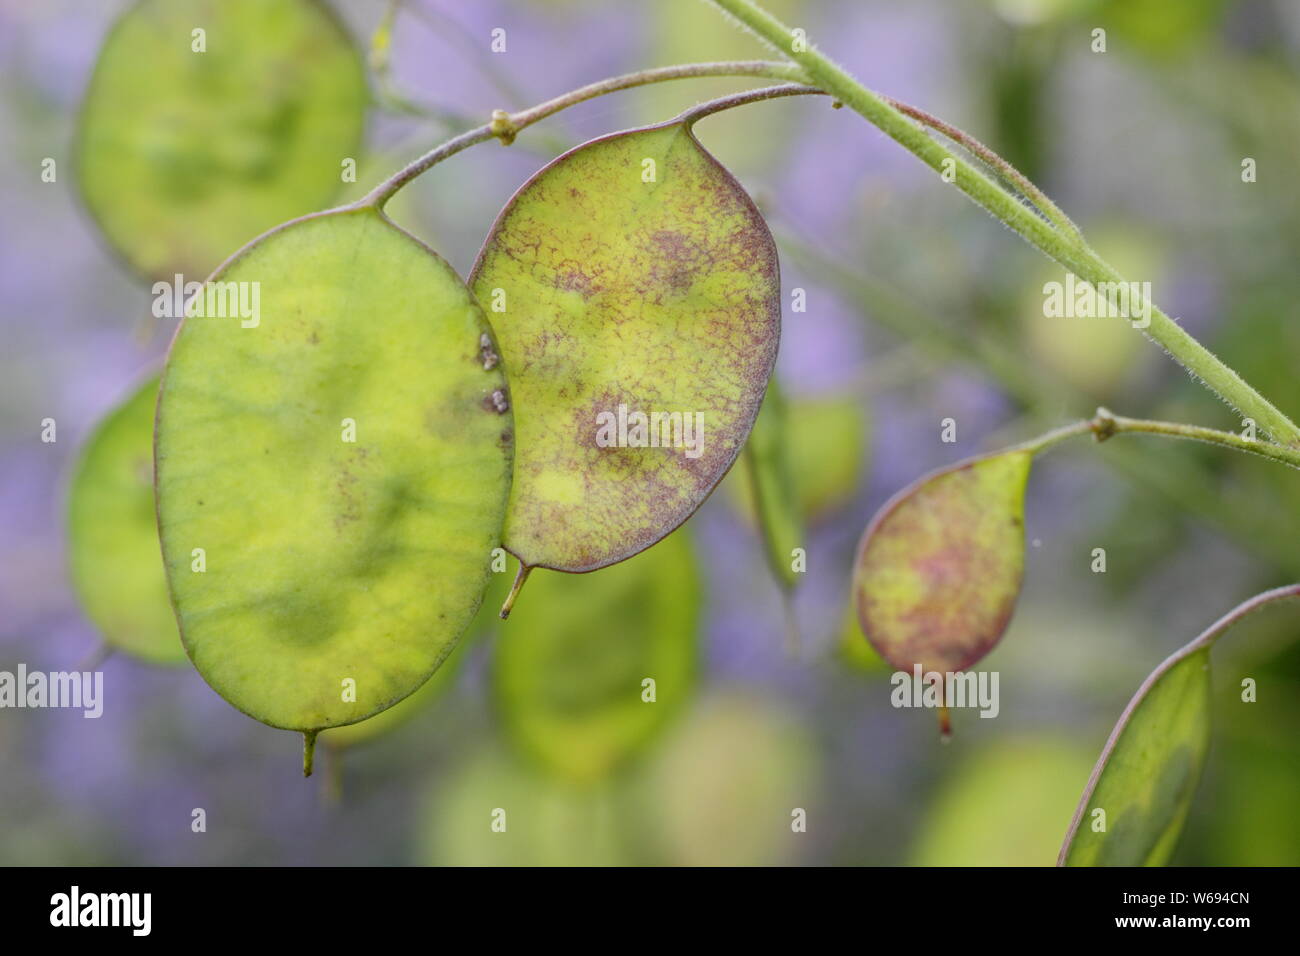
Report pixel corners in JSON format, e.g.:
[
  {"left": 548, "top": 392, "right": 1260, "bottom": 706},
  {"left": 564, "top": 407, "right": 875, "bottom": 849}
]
[{"left": 3, "top": 0, "right": 1300, "bottom": 865}]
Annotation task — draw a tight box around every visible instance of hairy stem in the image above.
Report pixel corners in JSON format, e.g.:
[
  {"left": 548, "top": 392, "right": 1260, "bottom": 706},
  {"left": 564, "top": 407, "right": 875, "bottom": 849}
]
[
  {"left": 1020, "top": 407, "right": 1300, "bottom": 471},
  {"left": 705, "top": 0, "right": 1300, "bottom": 447},
  {"left": 1090, "top": 408, "right": 1300, "bottom": 470},
  {"left": 880, "top": 96, "right": 1083, "bottom": 241},
  {"left": 358, "top": 60, "right": 804, "bottom": 208}
]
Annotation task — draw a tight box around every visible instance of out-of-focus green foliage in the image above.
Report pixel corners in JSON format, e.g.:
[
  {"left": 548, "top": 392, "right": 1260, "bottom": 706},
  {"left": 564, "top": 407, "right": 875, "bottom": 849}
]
[
  {"left": 156, "top": 209, "right": 512, "bottom": 733},
  {"left": 631, "top": 690, "right": 819, "bottom": 866},
  {"left": 494, "top": 533, "right": 699, "bottom": 783},
  {"left": 728, "top": 387, "right": 867, "bottom": 525},
  {"left": 910, "top": 737, "right": 1094, "bottom": 866},
  {"left": 67, "top": 373, "right": 185, "bottom": 665},
  {"left": 76, "top": 0, "right": 367, "bottom": 280},
  {"left": 419, "top": 747, "right": 630, "bottom": 866},
  {"left": 469, "top": 121, "right": 780, "bottom": 573}
]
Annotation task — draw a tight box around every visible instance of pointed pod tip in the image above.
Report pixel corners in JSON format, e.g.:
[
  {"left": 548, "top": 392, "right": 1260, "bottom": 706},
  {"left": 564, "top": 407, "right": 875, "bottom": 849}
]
[
  {"left": 303, "top": 730, "right": 318, "bottom": 777},
  {"left": 938, "top": 706, "right": 952, "bottom": 743},
  {"left": 499, "top": 563, "right": 533, "bottom": 620}
]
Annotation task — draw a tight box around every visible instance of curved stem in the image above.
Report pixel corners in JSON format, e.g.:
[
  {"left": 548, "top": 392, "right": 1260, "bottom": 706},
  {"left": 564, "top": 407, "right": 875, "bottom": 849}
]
[
  {"left": 880, "top": 96, "right": 1083, "bottom": 241},
  {"left": 1091, "top": 408, "right": 1300, "bottom": 471},
  {"left": 1018, "top": 407, "right": 1300, "bottom": 470},
  {"left": 674, "top": 83, "right": 823, "bottom": 125},
  {"left": 358, "top": 60, "right": 805, "bottom": 208},
  {"left": 705, "top": 0, "right": 1300, "bottom": 448}
]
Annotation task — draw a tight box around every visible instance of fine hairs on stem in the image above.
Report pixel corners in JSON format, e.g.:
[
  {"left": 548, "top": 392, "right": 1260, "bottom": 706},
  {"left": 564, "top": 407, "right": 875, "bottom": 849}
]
[{"left": 705, "top": 0, "right": 1300, "bottom": 448}]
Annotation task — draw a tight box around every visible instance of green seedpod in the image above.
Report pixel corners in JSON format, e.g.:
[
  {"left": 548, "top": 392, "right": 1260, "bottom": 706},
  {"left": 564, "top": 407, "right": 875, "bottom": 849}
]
[
  {"left": 76, "top": 0, "right": 366, "bottom": 281},
  {"left": 155, "top": 207, "right": 512, "bottom": 768},
  {"left": 493, "top": 531, "right": 700, "bottom": 783},
  {"left": 419, "top": 747, "right": 631, "bottom": 867},
  {"left": 1061, "top": 587, "right": 1300, "bottom": 866},
  {"left": 1060, "top": 649, "right": 1212, "bottom": 866},
  {"left": 469, "top": 118, "right": 780, "bottom": 589},
  {"left": 853, "top": 450, "right": 1032, "bottom": 676},
  {"left": 728, "top": 389, "right": 867, "bottom": 525},
  {"left": 733, "top": 380, "right": 802, "bottom": 592},
  {"left": 67, "top": 373, "right": 185, "bottom": 665},
  {"left": 910, "top": 737, "right": 1095, "bottom": 866},
  {"left": 633, "top": 690, "right": 819, "bottom": 866}
]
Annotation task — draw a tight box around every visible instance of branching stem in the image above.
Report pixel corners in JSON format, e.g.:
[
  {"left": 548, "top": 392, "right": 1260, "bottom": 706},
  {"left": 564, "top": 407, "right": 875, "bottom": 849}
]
[
  {"left": 357, "top": 60, "right": 804, "bottom": 208},
  {"left": 705, "top": 0, "right": 1300, "bottom": 448}
]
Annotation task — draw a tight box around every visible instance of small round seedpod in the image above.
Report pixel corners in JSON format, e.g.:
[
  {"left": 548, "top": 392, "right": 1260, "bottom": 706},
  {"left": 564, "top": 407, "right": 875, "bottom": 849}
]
[{"left": 852, "top": 450, "right": 1034, "bottom": 732}]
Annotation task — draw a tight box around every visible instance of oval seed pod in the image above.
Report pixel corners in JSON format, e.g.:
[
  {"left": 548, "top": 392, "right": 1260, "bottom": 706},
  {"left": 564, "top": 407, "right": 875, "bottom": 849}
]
[
  {"left": 155, "top": 207, "right": 512, "bottom": 763},
  {"left": 493, "top": 531, "right": 700, "bottom": 783},
  {"left": 67, "top": 373, "right": 185, "bottom": 665},
  {"left": 469, "top": 117, "right": 780, "bottom": 589},
  {"left": 853, "top": 450, "right": 1033, "bottom": 676},
  {"left": 76, "top": 0, "right": 366, "bottom": 281}
]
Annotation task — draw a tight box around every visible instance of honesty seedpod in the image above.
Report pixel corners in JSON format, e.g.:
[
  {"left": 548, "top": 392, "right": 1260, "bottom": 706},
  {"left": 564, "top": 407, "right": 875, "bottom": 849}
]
[
  {"left": 1060, "top": 648, "right": 1211, "bottom": 866},
  {"left": 67, "top": 374, "right": 185, "bottom": 666},
  {"left": 76, "top": 0, "right": 366, "bottom": 281},
  {"left": 470, "top": 117, "right": 781, "bottom": 601},
  {"left": 853, "top": 450, "right": 1034, "bottom": 680},
  {"left": 155, "top": 207, "right": 513, "bottom": 771}
]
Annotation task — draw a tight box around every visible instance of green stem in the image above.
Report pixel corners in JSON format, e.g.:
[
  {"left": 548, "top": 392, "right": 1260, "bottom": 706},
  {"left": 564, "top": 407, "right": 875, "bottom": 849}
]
[
  {"left": 358, "top": 60, "right": 804, "bottom": 208},
  {"left": 879, "top": 95, "right": 1083, "bottom": 241},
  {"left": 1020, "top": 407, "right": 1300, "bottom": 471},
  {"left": 1092, "top": 408, "right": 1300, "bottom": 471},
  {"left": 705, "top": 0, "right": 1300, "bottom": 447}
]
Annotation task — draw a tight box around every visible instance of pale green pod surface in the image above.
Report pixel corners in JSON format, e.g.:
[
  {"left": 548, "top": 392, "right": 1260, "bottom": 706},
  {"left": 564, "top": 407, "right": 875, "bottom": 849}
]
[
  {"left": 420, "top": 748, "right": 630, "bottom": 866},
  {"left": 77, "top": 0, "right": 366, "bottom": 280},
  {"left": 910, "top": 738, "right": 1095, "bottom": 866},
  {"left": 1061, "top": 649, "right": 1211, "bottom": 866},
  {"left": 635, "top": 691, "right": 818, "bottom": 866},
  {"left": 470, "top": 121, "right": 780, "bottom": 574},
  {"left": 320, "top": 570, "right": 510, "bottom": 751},
  {"left": 494, "top": 532, "right": 700, "bottom": 783},
  {"left": 155, "top": 207, "right": 513, "bottom": 735},
  {"left": 853, "top": 451, "right": 1032, "bottom": 674},
  {"left": 67, "top": 374, "right": 185, "bottom": 665}
]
